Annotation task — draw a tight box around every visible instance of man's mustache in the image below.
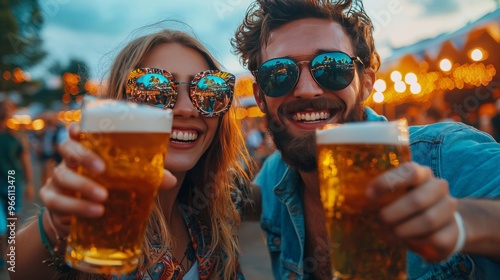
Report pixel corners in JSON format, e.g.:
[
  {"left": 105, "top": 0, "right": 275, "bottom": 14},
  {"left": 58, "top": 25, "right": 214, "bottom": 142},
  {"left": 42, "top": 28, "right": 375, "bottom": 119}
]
[{"left": 277, "top": 97, "right": 346, "bottom": 117}]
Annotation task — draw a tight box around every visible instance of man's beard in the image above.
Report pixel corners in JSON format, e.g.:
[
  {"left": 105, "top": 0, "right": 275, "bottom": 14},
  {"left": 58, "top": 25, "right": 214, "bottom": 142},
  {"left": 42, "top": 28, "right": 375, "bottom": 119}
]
[{"left": 263, "top": 94, "right": 366, "bottom": 172}]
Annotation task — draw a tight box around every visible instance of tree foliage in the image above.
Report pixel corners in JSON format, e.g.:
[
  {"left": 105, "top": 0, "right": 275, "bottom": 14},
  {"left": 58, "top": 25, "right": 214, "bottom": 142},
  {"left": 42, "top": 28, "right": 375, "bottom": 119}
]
[{"left": 1, "top": 0, "right": 46, "bottom": 91}]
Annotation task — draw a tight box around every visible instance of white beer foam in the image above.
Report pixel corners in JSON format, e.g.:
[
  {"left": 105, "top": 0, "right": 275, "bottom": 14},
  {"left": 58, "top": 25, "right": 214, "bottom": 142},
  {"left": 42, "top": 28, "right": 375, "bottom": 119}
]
[
  {"left": 316, "top": 120, "right": 409, "bottom": 145},
  {"left": 81, "top": 98, "right": 172, "bottom": 133}
]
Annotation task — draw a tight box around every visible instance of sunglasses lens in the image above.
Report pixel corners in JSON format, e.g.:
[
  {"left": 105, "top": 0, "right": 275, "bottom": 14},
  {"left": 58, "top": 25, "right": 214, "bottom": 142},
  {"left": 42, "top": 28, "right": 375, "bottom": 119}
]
[
  {"left": 311, "top": 52, "right": 355, "bottom": 91},
  {"left": 128, "top": 73, "right": 176, "bottom": 108},
  {"left": 191, "top": 72, "right": 233, "bottom": 116},
  {"left": 257, "top": 58, "right": 299, "bottom": 97}
]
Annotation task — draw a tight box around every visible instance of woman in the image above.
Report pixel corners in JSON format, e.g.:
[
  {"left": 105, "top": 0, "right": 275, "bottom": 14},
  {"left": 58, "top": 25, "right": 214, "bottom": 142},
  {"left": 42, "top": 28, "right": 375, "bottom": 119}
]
[{"left": 12, "top": 29, "right": 253, "bottom": 280}]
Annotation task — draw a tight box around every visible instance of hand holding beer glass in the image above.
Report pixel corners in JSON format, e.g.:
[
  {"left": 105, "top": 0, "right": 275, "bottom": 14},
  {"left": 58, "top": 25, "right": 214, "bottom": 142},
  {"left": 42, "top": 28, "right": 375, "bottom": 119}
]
[
  {"left": 316, "top": 119, "right": 410, "bottom": 279},
  {"left": 65, "top": 97, "right": 172, "bottom": 274}
]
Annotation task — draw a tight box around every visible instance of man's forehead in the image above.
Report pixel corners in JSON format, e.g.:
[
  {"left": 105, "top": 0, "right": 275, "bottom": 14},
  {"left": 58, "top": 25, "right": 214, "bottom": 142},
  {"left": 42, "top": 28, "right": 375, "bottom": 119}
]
[{"left": 262, "top": 18, "right": 354, "bottom": 61}]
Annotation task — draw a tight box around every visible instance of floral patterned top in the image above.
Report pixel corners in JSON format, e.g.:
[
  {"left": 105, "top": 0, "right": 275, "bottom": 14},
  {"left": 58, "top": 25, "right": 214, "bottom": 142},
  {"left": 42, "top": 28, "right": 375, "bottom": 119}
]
[{"left": 108, "top": 208, "right": 245, "bottom": 280}]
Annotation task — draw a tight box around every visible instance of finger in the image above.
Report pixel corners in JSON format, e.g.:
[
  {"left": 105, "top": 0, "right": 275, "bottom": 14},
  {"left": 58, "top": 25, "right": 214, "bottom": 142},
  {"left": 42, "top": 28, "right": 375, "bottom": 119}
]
[
  {"left": 68, "top": 122, "right": 81, "bottom": 141},
  {"left": 380, "top": 178, "right": 449, "bottom": 225},
  {"left": 367, "top": 162, "right": 433, "bottom": 199},
  {"left": 406, "top": 222, "right": 457, "bottom": 262},
  {"left": 51, "top": 164, "right": 108, "bottom": 202},
  {"left": 40, "top": 184, "right": 105, "bottom": 218},
  {"left": 159, "top": 169, "right": 177, "bottom": 190},
  {"left": 391, "top": 196, "right": 457, "bottom": 239},
  {"left": 59, "top": 140, "right": 105, "bottom": 173},
  {"left": 48, "top": 211, "right": 72, "bottom": 236}
]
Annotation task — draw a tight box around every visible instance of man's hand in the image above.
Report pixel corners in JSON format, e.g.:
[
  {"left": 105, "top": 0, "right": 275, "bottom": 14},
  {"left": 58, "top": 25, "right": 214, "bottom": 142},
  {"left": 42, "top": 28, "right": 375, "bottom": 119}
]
[{"left": 367, "top": 162, "right": 460, "bottom": 262}]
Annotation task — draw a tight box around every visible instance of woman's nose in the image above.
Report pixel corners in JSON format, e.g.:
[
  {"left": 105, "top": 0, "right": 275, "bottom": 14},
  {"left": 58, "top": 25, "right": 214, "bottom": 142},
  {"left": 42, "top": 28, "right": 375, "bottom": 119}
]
[{"left": 172, "top": 85, "right": 199, "bottom": 118}]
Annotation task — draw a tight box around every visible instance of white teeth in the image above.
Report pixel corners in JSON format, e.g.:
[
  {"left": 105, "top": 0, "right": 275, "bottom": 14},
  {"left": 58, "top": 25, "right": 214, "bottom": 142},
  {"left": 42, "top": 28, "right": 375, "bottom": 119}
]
[
  {"left": 171, "top": 130, "right": 198, "bottom": 141},
  {"left": 293, "top": 112, "right": 331, "bottom": 122}
]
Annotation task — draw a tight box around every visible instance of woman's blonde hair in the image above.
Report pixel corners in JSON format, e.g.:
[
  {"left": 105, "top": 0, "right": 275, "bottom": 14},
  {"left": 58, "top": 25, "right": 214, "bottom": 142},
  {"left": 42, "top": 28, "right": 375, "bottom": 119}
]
[{"left": 69, "top": 29, "right": 252, "bottom": 280}]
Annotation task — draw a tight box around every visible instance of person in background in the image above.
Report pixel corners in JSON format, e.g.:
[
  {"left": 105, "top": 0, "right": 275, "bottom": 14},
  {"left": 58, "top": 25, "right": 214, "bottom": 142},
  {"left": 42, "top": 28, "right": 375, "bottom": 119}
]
[
  {"left": 422, "top": 107, "right": 444, "bottom": 124},
  {"left": 12, "top": 28, "right": 253, "bottom": 280},
  {"left": 232, "top": 0, "right": 500, "bottom": 279},
  {"left": 36, "top": 112, "right": 67, "bottom": 185}
]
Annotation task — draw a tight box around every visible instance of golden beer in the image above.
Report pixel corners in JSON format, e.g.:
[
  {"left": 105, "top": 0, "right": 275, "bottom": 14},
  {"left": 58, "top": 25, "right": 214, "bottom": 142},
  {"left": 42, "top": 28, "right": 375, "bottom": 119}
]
[
  {"left": 316, "top": 120, "right": 410, "bottom": 280},
  {"left": 65, "top": 98, "right": 172, "bottom": 274}
]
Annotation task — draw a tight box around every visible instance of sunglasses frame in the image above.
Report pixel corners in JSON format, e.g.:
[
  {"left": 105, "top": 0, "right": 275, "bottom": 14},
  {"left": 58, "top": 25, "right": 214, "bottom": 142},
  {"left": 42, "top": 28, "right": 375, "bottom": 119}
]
[
  {"left": 126, "top": 68, "right": 235, "bottom": 117},
  {"left": 252, "top": 51, "right": 364, "bottom": 97}
]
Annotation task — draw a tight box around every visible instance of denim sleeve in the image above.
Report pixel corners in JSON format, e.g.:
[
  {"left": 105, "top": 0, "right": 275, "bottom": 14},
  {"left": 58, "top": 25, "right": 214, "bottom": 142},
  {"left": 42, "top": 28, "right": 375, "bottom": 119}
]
[
  {"left": 439, "top": 125, "right": 500, "bottom": 279},
  {"left": 438, "top": 125, "right": 500, "bottom": 198}
]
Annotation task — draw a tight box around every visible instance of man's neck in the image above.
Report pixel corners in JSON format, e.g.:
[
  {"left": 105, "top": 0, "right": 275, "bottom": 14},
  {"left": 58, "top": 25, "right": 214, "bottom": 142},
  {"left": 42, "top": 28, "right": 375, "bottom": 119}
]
[
  {"left": 298, "top": 170, "right": 320, "bottom": 196},
  {"left": 299, "top": 169, "right": 333, "bottom": 279}
]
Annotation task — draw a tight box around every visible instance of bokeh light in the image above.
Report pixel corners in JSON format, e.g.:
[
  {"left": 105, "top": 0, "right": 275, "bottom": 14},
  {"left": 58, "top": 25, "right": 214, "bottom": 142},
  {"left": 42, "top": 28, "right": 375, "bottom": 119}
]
[{"left": 439, "top": 59, "right": 452, "bottom": 72}]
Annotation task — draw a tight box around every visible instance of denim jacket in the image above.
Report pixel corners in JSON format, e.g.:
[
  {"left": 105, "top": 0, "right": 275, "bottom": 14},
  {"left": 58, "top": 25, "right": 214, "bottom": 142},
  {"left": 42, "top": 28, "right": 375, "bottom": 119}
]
[{"left": 254, "top": 107, "right": 500, "bottom": 279}]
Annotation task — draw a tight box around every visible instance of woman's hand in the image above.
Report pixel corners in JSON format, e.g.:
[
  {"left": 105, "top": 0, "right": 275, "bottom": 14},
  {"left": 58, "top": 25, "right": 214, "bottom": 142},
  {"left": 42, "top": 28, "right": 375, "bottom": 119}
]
[
  {"left": 39, "top": 123, "right": 177, "bottom": 239},
  {"left": 39, "top": 123, "right": 107, "bottom": 238}
]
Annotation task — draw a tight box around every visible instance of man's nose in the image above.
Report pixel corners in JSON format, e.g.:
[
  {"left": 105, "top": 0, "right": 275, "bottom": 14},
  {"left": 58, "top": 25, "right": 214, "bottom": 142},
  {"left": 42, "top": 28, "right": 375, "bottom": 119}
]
[{"left": 292, "top": 64, "right": 324, "bottom": 99}]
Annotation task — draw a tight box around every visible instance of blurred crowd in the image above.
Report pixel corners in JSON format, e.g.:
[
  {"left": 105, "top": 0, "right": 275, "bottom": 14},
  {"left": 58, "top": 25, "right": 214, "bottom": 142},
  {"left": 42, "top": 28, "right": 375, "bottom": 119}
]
[{"left": 397, "top": 99, "right": 500, "bottom": 142}]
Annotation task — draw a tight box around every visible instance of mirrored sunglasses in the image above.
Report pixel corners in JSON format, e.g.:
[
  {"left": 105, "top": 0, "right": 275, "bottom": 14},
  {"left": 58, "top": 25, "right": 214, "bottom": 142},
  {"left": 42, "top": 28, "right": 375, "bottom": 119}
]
[
  {"left": 125, "top": 68, "right": 235, "bottom": 117},
  {"left": 253, "top": 51, "right": 364, "bottom": 97}
]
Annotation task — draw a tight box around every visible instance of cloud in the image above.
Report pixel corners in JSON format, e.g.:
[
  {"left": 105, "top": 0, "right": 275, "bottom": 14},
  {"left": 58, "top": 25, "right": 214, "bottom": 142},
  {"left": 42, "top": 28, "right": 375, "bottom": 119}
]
[
  {"left": 31, "top": 0, "right": 494, "bottom": 80},
  {"left": 39, "top": 0, "right": 130, "bottom": 35},
  {"left": 409, "top": 0, "right": 460, "bottom": 16}
]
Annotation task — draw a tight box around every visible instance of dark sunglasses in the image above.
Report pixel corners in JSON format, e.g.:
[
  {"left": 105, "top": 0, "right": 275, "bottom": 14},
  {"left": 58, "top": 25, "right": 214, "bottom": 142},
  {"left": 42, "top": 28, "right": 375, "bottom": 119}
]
[
  {"left": 125, "top": 68, "right": 235, "bottom": 117},
  {"left": 253, "top": 51, "right": 364, "bottom": 97}
]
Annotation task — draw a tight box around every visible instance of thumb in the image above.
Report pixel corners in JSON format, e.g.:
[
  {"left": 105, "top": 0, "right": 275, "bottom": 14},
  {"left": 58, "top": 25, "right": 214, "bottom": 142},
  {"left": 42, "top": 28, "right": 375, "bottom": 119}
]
[
  {"left": 159, "top": 169, "right": 177, "bottom": 190},
  {"left": 68, "top": 122, "right": 81, "bottom": 141}
]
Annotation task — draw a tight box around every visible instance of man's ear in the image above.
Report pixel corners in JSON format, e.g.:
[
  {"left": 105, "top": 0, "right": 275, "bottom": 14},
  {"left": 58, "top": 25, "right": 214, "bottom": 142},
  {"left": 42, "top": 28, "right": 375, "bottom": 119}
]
[
  {"left": 361, "top": 67, "right": 376, "bottom": 101},
  {"left": 253, "top": 82, "right": 266, "bottom": 112}
]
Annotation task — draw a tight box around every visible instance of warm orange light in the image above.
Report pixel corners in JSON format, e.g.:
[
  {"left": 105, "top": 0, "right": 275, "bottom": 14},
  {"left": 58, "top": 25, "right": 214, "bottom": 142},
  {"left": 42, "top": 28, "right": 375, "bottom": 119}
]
[
  {"left": 2, "top": 71, "right": 11, "bottom": 80},
  {"left": 58, "top": 111, "right": 65, "bottom": 121},
  {"left": 394, "top": 81, "right": 406, "bottom": 93},
  {"left": 470, "top": 49, "right": 484, "bottom": 62},
  {"left": 32, "top": 119, "right": 45, "bottom": 131},
  {"left": 235, "top": 75, "right": 255, "bottom": 97},
  {"left": 63, "top": 73, "right": 80, "bottom": 85},
  {"left": 6, "top": 119, "right": 20, "bottom": 130},
  {"left": 439, "top": 59, "right": 452, "bottom": 72},
  {"left": 247, "top": 106, "right": 265, "bottom": 118},
  {"left": 235, "top": 108, "right": 247, "bottom": 120},
  {"left": 373, "top": 92, "right": 385, "bottom": 103},
  {"left": 410, "top": 83, "right": 422, "bottom": 94},
  {"left": 390, "top": 71, "right": 402, "bottom": 82},
  {"left": 373, "top": 79, "right": 387, "bottom": 92},
  {"left": 14, "top": 115, "right": 31, "bottom": 125},
  {"left": 12, "top": 68, "right": 24, "bottom": 83},
  {"left": 84, "top": 81, "right": 100, "bottom": 95},
  {"left": 62, "top": 93, "right": 71, "bottom": 104},
  {"left": 404, "top": 73, "right": 417, "bottom": 85},
  {"left": 64, "top": 111, "right": 73, "bottom": 122},
  {"left": 73, "top": 110, "right": 82, "bottom": 122}
]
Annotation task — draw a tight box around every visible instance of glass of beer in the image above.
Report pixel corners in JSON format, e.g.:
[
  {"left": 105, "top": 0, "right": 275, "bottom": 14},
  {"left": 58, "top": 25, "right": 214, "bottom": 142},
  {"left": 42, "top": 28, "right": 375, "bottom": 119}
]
[
  {"left": 65, "top": 97, "right": 172, "bottom": 274},
  {"left": 316, "top": 119, "right": 410, "bottom": 280}
]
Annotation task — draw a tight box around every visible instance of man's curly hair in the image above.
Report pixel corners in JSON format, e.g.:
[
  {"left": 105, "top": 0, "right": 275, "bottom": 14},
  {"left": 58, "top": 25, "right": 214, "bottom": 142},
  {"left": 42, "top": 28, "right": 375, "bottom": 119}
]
[{"left": 232, "top": 0, "right": 381, "bottom": 74}]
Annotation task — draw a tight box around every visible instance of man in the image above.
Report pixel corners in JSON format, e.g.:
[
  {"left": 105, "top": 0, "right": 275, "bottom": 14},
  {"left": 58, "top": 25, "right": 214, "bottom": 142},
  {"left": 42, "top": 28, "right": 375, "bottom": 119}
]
[{"left": 232, "top": 0, "right": 500, "bottom": 279}]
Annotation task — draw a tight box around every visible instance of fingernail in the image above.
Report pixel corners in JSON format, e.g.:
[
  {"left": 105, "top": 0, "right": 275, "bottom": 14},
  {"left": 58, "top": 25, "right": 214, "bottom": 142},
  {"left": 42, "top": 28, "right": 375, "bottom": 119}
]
[
  {"left": 89, "top": 204, "right": 104, "bottom": 216},
  {"left": 93, "top": 160, "right": 105, "bottom": 173},
  {"left": 93, "top": 187, "right": 107, "bottom": 201}
]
